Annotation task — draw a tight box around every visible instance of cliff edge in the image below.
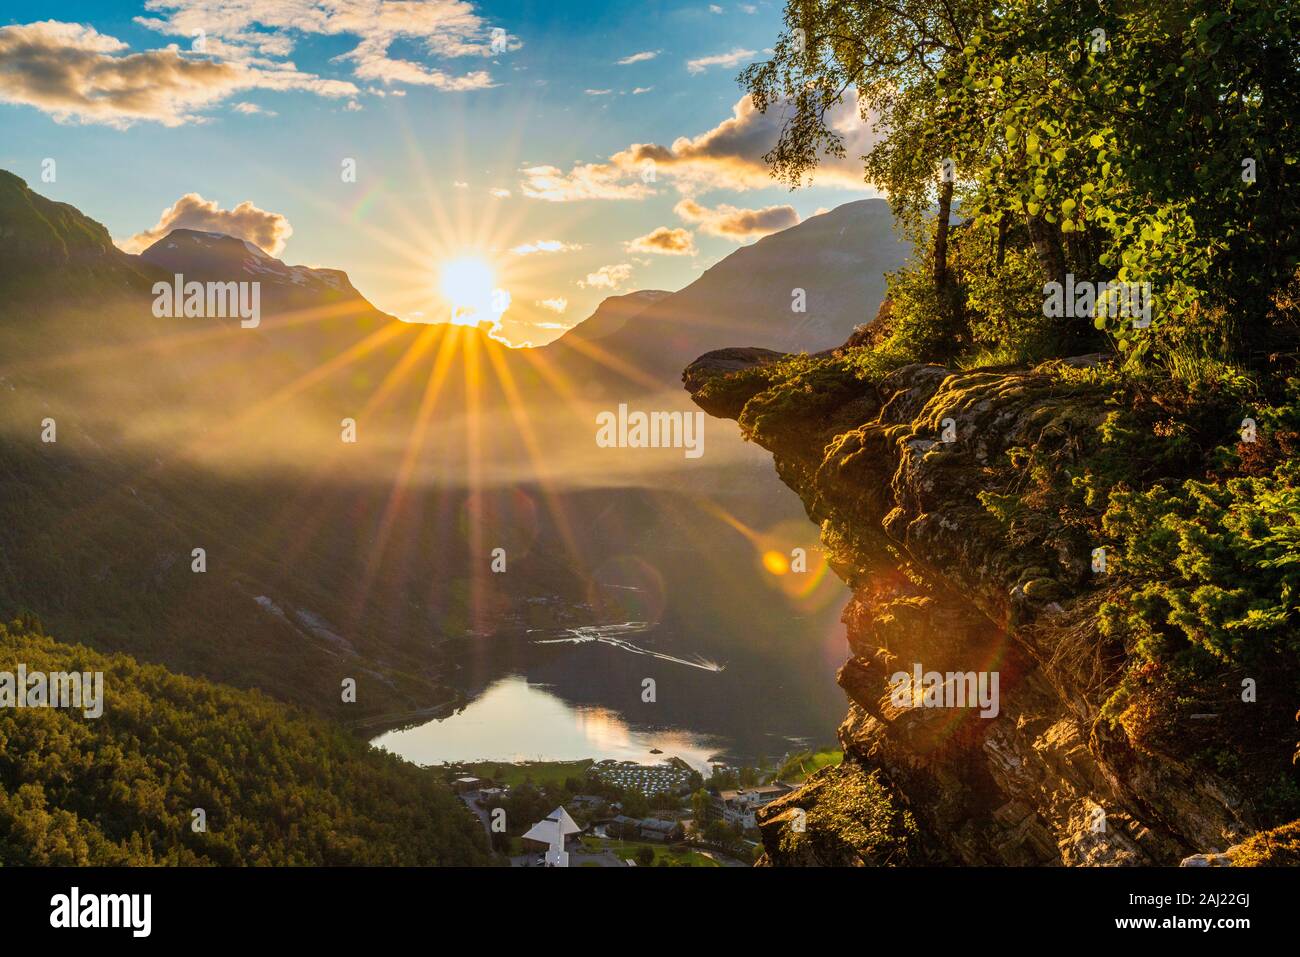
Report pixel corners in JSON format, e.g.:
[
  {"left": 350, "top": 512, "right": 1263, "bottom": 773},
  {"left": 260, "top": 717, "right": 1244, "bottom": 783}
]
[{"left": 685, "top": 346, "right": 1300, "bottom": 866}]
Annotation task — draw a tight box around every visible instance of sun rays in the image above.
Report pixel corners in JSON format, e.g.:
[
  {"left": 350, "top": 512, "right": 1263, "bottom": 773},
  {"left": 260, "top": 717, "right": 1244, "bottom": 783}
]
[
  {"left": 438, "top": 256, "right": 498, "bottom": 325},
  {"left": 1, "top": 163, "right": 827, "bottom": 668}
]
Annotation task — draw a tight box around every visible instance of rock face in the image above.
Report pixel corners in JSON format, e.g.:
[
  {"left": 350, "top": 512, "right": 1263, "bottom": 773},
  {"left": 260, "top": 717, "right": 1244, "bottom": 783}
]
[{"left": 684, "top": 352, "right": 1261, "bottom": 866}]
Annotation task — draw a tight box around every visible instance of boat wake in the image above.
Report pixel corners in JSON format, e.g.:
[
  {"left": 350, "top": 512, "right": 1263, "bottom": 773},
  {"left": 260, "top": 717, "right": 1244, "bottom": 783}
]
[{"left": 532, "top": 622, "right": 725, "bottom": 673}]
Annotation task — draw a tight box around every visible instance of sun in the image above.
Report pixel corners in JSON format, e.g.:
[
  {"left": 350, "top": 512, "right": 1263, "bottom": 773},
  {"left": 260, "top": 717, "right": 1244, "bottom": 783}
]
[{"left": 438, "top": 256, "right": 498, "bottom": 325}]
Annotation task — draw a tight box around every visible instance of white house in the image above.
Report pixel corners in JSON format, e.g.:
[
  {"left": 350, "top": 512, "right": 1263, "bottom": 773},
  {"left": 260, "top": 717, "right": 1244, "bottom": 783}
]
[
  {"left": 522, "top": 806, "right": 582, "bottom": 867},
  {"left": 716, "top": 784, "right": 791, "bottom": 830}
]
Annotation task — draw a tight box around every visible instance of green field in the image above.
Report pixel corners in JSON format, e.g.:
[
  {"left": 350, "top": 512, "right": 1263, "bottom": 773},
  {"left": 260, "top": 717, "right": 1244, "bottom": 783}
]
[
  {"left": 579, "top": 836, "right": 720, "bottom": 867},
  {"left": 772, "top": 748, "right": 842, "bottom": 784}
]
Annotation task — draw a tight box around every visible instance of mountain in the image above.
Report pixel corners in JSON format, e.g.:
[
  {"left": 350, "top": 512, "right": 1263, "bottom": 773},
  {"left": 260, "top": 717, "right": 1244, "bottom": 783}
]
[
  {"left": 0, "top": 169, "right": 119, "bottom": 267},
  {"left": 0, "top": 171, "right": 587, "bottom": 724},
  {"left": 0, "top": 620, "right": 494, "bottom": 865},
  {"left": 0, "top": 170, "right": 155, "bottom": 294},
  {"left": 137, "top": 226, "right": 407, "bottom": 382},
  {"left": 140, "top": 228, "right": 353, "bottom": 291},
  {"left": 554, "top": 289, "right": 672, "bottom": 342},
  {"left": 551, "top": 198, "right": 908, "bottom": 386},
  {"left": 0, "top": 170, "right": 903, "bottom": 741},
  {"left": 138, "top": 228, "right": 384, "bottom": 327}
]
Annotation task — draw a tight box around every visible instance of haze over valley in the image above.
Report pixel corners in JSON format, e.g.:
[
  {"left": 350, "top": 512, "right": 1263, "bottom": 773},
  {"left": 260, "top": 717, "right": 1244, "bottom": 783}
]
[{"left": 0, "top": 168, "right": 904, "bottom": 766}]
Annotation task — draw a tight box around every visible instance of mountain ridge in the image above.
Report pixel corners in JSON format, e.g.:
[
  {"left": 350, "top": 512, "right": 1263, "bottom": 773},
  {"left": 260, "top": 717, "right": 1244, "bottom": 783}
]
[
  {"left": 549, "top": 198, "right": 908, "bottom": 386},
  {"left": 0, "top": 171, "right": 905, "bottom": 744},
  {"left": 1, "top": 170, "right": 907, "bottom": 389}
]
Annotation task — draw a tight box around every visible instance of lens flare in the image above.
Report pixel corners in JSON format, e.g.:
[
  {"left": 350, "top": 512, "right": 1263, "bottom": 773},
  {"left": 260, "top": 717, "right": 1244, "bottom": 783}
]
[{"left": 438, "top": 257, "right": 496, "bottom": 324}]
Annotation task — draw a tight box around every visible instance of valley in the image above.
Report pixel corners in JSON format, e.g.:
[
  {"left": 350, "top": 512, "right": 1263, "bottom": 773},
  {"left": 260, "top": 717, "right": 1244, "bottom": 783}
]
[{"left": 0, "top": 169, "right": 898, "bottom": 784}]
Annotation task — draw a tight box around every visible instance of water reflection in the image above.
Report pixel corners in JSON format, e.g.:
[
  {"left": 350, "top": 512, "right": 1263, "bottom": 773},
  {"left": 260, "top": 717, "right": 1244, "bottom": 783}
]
[
  {"left": 371, "top": 484, "right": 852, "bottom": 770},
  {"left": 371, "top": 675, "right": 723, "bottom": 771}
]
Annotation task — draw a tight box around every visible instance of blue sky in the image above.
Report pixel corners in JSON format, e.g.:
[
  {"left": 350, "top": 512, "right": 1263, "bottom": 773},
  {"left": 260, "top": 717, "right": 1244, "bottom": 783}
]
[{"left": 0, "top": 1, "right": 879, "bottom": 344}]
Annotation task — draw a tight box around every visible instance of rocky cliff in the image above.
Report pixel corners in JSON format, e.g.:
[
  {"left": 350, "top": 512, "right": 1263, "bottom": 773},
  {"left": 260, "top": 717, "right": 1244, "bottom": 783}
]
[{"left": 685, "top": 347, "right": 1299, "bottom": 866}]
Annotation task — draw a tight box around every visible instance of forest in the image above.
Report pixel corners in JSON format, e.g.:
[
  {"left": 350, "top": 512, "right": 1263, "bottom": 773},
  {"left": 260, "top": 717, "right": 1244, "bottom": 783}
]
[
  {"left": 742, "top": 0, "right": 1299, "bottom": 371},
  {"left": 0, "top": 616, "right": 494, "bottom": 865}
]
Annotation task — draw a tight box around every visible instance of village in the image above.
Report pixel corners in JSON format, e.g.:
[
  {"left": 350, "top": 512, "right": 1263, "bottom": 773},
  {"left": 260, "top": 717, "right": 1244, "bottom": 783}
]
[{"left": 443, "top": 750, "right": 840, "bottom": 867}]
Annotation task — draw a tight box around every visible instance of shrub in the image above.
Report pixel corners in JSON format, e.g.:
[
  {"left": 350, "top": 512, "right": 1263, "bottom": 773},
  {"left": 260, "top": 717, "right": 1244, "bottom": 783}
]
[
  {"left": 964, "top": 246, "right": 1058, "bottom": 366},
  {"left": 1101, "top": 460, "right": 1300, "bottom": 669}
]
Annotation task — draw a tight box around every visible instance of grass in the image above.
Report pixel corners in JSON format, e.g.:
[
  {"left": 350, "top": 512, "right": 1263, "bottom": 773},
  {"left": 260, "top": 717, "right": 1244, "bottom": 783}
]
[
  {"left": 772, "top": 748, "right": 843, "bottom": 784},
  {"left": 578, "top": 835, "right": 720, "bottom": 867}
]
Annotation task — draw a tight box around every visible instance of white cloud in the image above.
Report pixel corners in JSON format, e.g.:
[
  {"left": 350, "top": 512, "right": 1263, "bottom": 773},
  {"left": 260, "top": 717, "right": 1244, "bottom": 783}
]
[
  {"left": 674, "top": 197, "right": 798, "bottom": 240},
  {"left": 343, "top": 36, "right": 494, "bottom": 90},
  {"left": 537, "top": 297, "right": 568, "bottom": 313},
  {"left": 518, "top": 163, "right": 653, "bottom": 202},
  {"left": 611, "top": 92, "right": 879, "bottom": 192},
  {"left": 520, "top": 92, "right": 877, "bottom": 207},
  {"left": 632, "top": 86, "right": 653, "bottom": 95},
  {"left": 578, "top": 263, "right": 633, "bottom": 289},
  {"left": 0, "top": 20, "right": 356, "bottom": 127},
  {"left": 686, "top": 47, "right": 755, "bottom": 74},
  {"left": 617, "top": 50, "right": 659, "bottom": 65},
  {"left": 134, "top": 0, "right": 516, "bottom": 92},
  {"left": 488, "top": 187, "right": 511, "bottom": 198},
  {"left": 625, "top": 226, "right": 697, "bottom": 256},
  {"left": 510, "top": 240, "right": 582, "bottom": 255},
  {"left": 118, "top": 192, "right": 292, "bottom": 254},
  {"left": 584, "top": 88, "right": 612, "bottom": 96}
]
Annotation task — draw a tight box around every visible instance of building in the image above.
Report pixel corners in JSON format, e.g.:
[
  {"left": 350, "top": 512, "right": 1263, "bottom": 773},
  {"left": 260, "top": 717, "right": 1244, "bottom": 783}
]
[
  {"left": 638, "top": 818, "right": 683, "bottom": 842},
  {"left": 604, "top": 815, "right": 683, "bottom": 842},
  {"left": 716, "top": 784, "right": 792, "bottom": 830},
  {"left": 606, "top": 815, "right": 642, "bottom": 840},
  {"left": 452, "top": 776, "right": 484, "bottom": 793},
  {"left": 521, "top": 806, "right": 582, "bottom": 867}
]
